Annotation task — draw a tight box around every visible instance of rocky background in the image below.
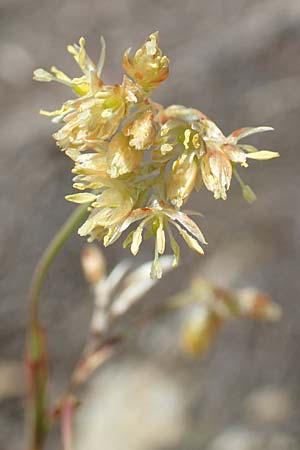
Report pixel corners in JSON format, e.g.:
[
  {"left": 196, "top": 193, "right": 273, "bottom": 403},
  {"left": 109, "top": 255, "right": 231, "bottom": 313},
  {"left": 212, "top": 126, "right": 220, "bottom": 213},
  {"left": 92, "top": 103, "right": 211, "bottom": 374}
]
[{"left": 1, "top": 0, "right": 300, "bottom": 449}]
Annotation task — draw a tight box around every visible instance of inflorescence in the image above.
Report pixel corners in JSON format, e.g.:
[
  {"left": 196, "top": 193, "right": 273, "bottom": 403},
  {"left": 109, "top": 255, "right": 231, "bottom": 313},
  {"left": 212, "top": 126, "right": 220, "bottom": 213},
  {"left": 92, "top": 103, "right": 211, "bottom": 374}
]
[{"left": 34, "top": 32, "right": 279, "bottom": 278}]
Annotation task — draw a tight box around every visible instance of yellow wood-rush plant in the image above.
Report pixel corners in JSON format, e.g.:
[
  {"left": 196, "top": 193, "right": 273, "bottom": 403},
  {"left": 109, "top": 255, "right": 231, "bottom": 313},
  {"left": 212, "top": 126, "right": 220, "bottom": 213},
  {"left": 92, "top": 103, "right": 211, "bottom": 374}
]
[{"left": 27, "top": 32, "right": 280, "bottom": 450}]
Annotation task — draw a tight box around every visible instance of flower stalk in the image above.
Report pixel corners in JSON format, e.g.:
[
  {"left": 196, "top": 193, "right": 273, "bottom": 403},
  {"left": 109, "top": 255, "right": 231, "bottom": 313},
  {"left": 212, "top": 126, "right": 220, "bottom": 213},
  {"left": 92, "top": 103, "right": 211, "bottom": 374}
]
[
  {"left": 26, "top": 204, "right": 89, "bottom": 450},
  {"left": 29, "top": 204, "right": 89, "bottom": 325}
]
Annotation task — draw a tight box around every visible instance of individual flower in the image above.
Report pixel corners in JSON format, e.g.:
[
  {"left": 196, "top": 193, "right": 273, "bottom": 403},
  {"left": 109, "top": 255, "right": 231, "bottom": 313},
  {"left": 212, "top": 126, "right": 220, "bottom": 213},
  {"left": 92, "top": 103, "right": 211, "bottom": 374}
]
[
  {"left": 106, "top": 132, "right": 143, "bottom": 178},
  {"left": 167, "top": 153, "right": 199, "bottom": 207},
  {"left": 123, "top": 32, "right": 169, "bottom": 91},
  {"left": 66, "top": 185, "right": 135, "bottom": 239},
  {"left": 70, "top": 149, "right": 110, "bottom": 191},
  {"left": 201, "top": 145, "right": 233, "bottom": 200},
  {"left": 154, "top": 119, "right": 205, "bottom": 207},
  {"left": 200, "top": 120, "right": 279, "bottom": 199},
  {"left": 34, "top": 38, "right": 143, "bottom": 153},
  {"left": 100, "top": 199, "right": 206, "bottom": 279},
  {"left": 33, "top": 36, "right": 104, "bottom": 97},
  {"left": 123, "top": 109, "right": 156, "bottom": 150},
  {"left": 51, "top": 83, "right": 128, "bottom": 152},
  {"left": 152, "top": 105, "right": 206, "bottom": 163}
]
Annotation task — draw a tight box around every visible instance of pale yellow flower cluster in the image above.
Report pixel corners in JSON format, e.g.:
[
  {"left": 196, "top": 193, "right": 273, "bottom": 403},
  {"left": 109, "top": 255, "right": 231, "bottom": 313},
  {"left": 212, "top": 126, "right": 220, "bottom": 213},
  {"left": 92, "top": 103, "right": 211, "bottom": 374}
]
[{"left": 34, "top": 33, "right": 279, "bottom": 278}]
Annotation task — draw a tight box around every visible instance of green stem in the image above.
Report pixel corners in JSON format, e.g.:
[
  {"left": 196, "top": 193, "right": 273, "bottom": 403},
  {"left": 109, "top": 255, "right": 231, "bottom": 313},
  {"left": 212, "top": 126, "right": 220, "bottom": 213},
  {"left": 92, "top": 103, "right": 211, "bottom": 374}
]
[
  {"left": 233, "top": 168, "right": 244, "bottom": 189},
  {"left": 27, "top": 204, "right": 89, "bottom": 450},
  {"left": 29, "top": 204, "right": 88, "bottom": 325}
]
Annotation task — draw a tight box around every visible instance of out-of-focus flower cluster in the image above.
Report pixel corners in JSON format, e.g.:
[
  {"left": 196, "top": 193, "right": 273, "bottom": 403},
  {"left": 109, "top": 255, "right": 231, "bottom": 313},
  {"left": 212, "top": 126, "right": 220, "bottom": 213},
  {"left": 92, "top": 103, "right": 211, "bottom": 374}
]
[
  {"left": 80, "top": 246, "right": 281, "bottom": 361},
  {"left": 70, "top": 244, "right": 174, "bottom": 386},
  {"left": 174, "top": 277, "right": 282, "bottom": 356},
  {"left": 81, "top": 244, "right": 174, "bottom": 337},
  {"left": 34, "top": 32, "right": 279, "bottom": 278}
]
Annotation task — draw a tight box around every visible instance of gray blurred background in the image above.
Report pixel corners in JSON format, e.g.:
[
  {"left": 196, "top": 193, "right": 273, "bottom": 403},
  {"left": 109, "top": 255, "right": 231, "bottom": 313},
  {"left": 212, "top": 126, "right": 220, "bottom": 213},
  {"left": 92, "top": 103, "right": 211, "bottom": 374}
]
[{"left": 1, "top": 0, "right": 300, "bottom": 449}]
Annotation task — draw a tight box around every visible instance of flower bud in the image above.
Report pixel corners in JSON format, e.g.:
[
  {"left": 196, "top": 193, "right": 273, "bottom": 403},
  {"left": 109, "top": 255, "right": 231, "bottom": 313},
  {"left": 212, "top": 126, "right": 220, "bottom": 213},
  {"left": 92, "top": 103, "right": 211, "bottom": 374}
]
[
  {"left": 235, "top": 289, "right": 282, "bottom": 321},
  {"left": 81, "top": 244, "right": 106, "bottom": 284},
  {"left": 181, "top": 309, "right": 222, "bottom": 356},
  {"left": 122, "top": 32, "right": 169, "bottom": 91}
]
